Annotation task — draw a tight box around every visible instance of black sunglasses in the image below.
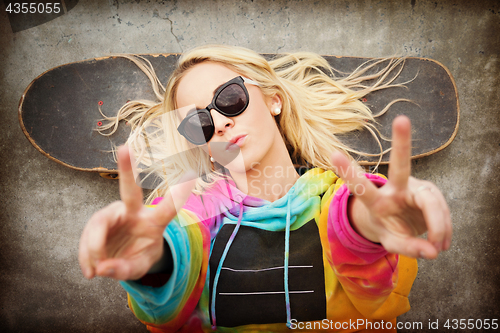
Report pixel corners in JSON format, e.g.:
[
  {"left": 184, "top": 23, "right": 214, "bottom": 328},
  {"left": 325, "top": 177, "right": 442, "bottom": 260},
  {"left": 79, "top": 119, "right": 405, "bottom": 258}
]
[{"left": 177, "top": 76, "right": 260, "bottom": 145}]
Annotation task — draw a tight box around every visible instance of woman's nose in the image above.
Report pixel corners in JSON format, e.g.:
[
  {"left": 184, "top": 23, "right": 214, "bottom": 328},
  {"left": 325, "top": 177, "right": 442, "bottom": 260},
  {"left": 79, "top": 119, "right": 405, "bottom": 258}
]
[{"left": 210, "top": 109, "right": 233, "bottom": 136}]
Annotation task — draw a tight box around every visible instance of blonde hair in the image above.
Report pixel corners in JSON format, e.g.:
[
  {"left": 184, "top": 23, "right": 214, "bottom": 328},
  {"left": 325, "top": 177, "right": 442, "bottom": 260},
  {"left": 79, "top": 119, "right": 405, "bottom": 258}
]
[{"left": 98, "top": 45, "right": 407, "bottom": 204}]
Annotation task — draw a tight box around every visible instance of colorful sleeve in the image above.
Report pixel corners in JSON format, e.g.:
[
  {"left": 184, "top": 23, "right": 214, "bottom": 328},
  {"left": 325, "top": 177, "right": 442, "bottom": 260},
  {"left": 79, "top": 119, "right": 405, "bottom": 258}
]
[
  {"left": 324, "top": 173, "right": 417, "bottom": 320},
  {"left": 119, "top": 202, "right": 211, "bottom": 332}
]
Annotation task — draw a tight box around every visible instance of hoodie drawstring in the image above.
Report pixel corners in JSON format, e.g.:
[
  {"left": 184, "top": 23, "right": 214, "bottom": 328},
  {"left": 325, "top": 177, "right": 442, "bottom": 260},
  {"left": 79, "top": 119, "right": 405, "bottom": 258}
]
[
  {"left": 284, "top": 187, "right": 294, "bottom": 328},
  {"left": 211, "top": 194, "right": 244, "bottom": 330},
  {"left": 210, "top": 189, "right": 295, "bottom": 330}
]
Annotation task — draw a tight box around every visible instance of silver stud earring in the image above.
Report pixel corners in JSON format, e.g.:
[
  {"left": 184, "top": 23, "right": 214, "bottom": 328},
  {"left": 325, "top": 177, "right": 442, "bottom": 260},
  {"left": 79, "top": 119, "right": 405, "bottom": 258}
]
[
  {"left": 210, "top": 156, "right": 215, "bottom": 162},
  {"left": 273, "top": 107, "right": 281, "bottom": 115}
]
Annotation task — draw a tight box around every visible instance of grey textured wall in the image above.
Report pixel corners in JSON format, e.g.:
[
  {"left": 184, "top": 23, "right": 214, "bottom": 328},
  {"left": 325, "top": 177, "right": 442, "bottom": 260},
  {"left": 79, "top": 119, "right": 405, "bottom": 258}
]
[{"left": 1, "top": 0, "right": 499, "bottom": 332}]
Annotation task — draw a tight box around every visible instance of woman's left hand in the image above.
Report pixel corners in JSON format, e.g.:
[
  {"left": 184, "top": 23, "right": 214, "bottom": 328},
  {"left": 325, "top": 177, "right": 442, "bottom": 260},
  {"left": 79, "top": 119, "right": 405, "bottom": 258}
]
[{"left": 331, "top": 115, "right": 452, "bottom": 259}]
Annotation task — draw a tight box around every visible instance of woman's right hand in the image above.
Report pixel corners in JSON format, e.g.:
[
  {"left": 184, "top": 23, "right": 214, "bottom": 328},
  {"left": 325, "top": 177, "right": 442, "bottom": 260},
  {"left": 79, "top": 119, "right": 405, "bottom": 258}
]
[{"left": 78, "top": 145, "right": 196, "bottom": 281}]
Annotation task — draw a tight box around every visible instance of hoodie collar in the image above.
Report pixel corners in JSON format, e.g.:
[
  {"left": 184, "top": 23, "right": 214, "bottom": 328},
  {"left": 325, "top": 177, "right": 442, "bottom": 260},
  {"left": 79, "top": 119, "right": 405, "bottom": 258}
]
[{"left": 204, "top": 168, "right": 338, "bottom": 231}]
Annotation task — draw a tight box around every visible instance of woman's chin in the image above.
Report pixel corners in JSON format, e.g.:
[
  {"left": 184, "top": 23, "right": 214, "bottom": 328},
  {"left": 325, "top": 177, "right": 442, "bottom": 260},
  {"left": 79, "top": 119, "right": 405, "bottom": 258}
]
[{"left": 222, "top": 153, "right": 257, "bottom": 175}]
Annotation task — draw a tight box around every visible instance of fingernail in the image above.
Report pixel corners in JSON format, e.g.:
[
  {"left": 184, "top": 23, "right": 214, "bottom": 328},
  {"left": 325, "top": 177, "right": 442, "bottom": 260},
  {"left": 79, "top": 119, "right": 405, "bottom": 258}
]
[
  {"left": 433, "top": 242, "right": 442, "bottom": 252},
  {"left": 419, "top": 251, "right": 427, "bottom": 259},
  {"left": 105, "top": 268, "right": 115, "bottom": 277},
  {"left": 444, "top": 239, "right": 451, "bottom": 250}
]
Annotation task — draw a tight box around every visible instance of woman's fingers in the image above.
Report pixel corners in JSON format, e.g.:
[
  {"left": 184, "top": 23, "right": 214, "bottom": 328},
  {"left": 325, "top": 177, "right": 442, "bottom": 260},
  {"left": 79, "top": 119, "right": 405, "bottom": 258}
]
[
  {"left": 95, "top": 236, "right": 163, "bottom": 280},
  {"left": 379, "top": 232, "right": 439, "bottom": 259},
  {"left": 442, "top": 204, "right": 453, "bottom": 250},
  {"left": 153, "top": 170, "right": 198, "bottom": 225},
  {"left": 79, "top": 201, "right": 123, "bottom": 278},
  {"left": 330, "top": 151, "right": 379, "bottom": 208},
  {"left": 78, "top": 225, "right": 94, "bottom": 279},
  {"left": 388, "top": 115, "right": 412, "bottom": 191},
  {"left": 431, "top": 187, "right": 453, "bottom": 250},
  {"left": 118, "top": 145, "right": 144, "bottom": 213},
  {"left": 95, "top": 256, "right": 156, "bottom": 281},
  {"left": 411, "top": 185, "right": 452, "bottom": 252}
]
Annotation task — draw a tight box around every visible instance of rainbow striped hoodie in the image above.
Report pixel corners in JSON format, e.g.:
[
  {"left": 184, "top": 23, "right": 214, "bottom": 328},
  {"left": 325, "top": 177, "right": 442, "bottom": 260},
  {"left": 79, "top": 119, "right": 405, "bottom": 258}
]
[{"left": 120, "top": 168, "right": 418, "bottom": 332}]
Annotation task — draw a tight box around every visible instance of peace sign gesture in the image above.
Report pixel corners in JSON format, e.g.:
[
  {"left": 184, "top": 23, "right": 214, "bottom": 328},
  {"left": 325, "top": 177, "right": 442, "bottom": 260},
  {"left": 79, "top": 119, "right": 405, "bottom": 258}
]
[
  {"left": 78, "top": 146, "right": 196, "bottom": 280},
  {"left": 331, "top": 115, "right": 452, "bottom": 259}
]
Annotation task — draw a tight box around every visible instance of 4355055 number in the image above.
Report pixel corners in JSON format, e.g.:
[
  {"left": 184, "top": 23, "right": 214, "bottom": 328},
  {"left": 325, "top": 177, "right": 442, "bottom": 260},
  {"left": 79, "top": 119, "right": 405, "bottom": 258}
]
[
  {"left": 5, "top": 2, "right": 61, "bottom": 14},
  {"left": 444, "top": 318, "right": 498, "bottom": 330}
]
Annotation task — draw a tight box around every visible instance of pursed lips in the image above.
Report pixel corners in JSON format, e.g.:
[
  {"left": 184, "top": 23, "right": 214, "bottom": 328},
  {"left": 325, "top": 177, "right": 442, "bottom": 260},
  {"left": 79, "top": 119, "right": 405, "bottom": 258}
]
[{"left": 226, "top": 135, "right": 247, "bottom": 150}]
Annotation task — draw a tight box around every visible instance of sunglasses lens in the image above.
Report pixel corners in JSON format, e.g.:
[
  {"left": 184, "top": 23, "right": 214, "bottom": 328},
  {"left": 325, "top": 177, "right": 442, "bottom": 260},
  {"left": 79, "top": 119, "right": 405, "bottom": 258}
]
[
  {"left": 215, "top": 83, "right": 247, "bottom": 115},
  {"left": 184, "top": 112, "right": 213, "bottom": 144}
]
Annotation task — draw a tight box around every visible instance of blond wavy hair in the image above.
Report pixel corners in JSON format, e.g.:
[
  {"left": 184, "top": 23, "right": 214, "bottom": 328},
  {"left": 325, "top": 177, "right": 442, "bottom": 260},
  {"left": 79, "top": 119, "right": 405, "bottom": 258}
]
[{"left": 98, "top": 45, "right": 407, "bottom": 204}]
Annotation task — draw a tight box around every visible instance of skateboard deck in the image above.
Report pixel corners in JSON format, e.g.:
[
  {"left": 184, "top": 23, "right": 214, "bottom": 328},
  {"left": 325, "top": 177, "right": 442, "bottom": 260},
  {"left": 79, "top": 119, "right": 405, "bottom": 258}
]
[{"left": 19, "top": 54, "right": 459, "bottom": 178}]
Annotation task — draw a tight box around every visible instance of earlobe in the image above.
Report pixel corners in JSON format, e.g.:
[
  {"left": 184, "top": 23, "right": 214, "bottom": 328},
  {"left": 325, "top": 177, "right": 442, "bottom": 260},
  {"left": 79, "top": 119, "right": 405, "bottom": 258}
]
[{"left": 269, "top": 94, "right": 282, "bottom": 116}]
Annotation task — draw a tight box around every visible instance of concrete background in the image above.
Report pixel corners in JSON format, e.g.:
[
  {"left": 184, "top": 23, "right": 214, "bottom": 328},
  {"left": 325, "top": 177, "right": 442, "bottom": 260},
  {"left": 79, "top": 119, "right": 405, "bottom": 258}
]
[{"left": 1, "top": 0, "right": 499, "bottom": 331}]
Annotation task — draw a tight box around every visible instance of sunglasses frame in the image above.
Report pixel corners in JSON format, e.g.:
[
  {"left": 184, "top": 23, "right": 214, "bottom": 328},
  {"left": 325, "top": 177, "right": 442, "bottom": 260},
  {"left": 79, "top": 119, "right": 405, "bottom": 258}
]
[{"left": 177, "top": 76, "right": 260, "bottom": 145}]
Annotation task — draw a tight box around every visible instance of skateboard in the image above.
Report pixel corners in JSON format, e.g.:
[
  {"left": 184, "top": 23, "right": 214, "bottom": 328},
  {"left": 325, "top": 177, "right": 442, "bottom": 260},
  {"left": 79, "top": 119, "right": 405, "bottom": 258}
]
[{"left": 18, "top": 54, "right": 459, "bottom": 179}]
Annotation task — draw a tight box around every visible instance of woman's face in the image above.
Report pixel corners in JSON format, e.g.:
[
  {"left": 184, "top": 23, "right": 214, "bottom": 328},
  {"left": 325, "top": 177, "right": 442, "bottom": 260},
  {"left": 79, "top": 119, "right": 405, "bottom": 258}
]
[{"left": 175, "top": 62, "right": 282, "bottom": 174}]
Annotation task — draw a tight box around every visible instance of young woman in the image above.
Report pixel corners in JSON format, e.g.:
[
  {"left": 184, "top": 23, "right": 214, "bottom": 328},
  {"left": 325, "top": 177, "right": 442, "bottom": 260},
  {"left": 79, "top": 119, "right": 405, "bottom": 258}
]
[{"left": 78, "top": 45, "right": 452, "bottom": 332}]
